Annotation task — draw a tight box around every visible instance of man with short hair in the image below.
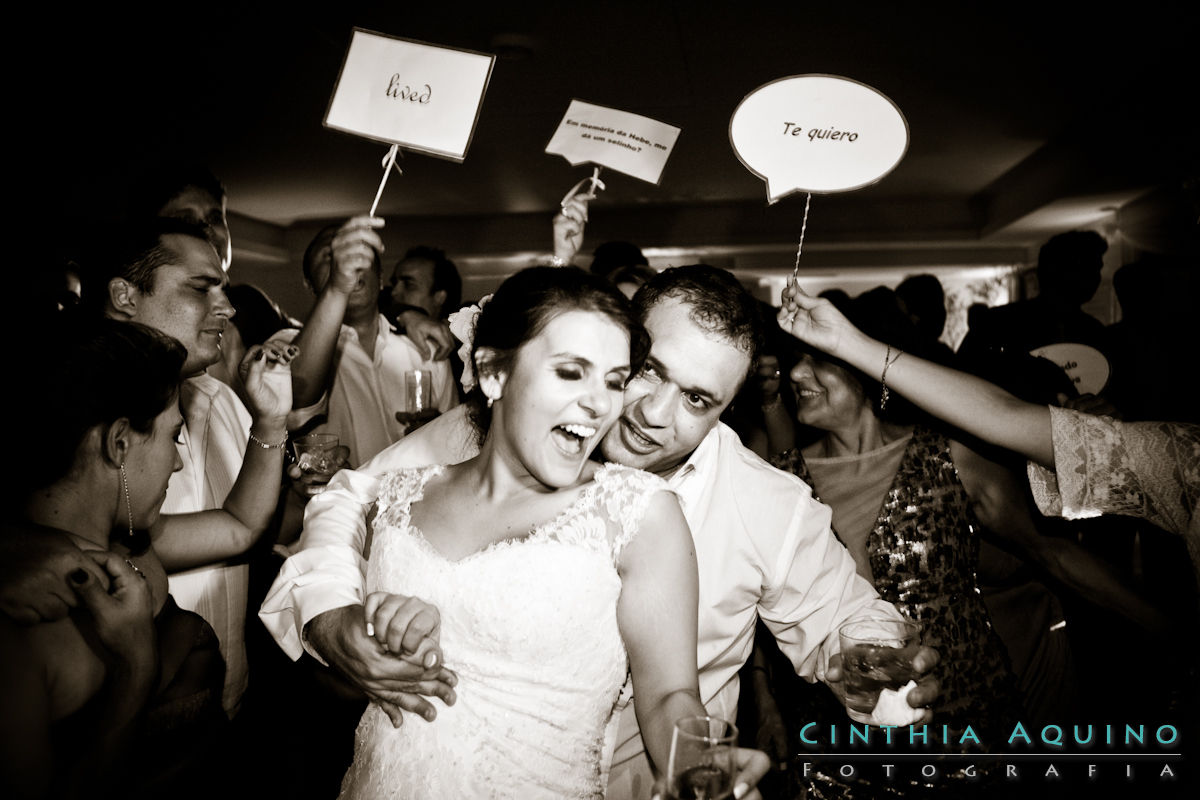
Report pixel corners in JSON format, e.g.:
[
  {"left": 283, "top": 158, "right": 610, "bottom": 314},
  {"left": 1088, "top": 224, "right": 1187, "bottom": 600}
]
[
  {"left": 957, "top": 229, "right": 1110, "bottom": 365},
  {"left": 262, "top": 263, "right": 935, "bottom": 798},
  {"left": 85, "top": 216, "right": 293, "bottom": 717},
  {"left": 280, "top": 217, "right": 458, "bottom": 470},
  {"left": 385, "top": 245, "right": 462, "bottom": 321}
]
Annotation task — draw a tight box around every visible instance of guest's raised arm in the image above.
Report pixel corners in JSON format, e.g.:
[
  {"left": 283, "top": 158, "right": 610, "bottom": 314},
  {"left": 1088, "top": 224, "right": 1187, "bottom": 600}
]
[
  {"left": 153, "top": 342, "right": 294, "bottom": 569},
  {"left": 290, "top": 216, "right": 386, "bottom": 408},
  {"left": 778, "top": 280, "right": 1055, "bottom": 468}
]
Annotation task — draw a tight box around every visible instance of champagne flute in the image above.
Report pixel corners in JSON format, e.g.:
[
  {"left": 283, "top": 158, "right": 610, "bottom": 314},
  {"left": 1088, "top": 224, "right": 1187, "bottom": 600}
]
[{"left": 666, "top": 715, "right": 738, "bottom": 800}]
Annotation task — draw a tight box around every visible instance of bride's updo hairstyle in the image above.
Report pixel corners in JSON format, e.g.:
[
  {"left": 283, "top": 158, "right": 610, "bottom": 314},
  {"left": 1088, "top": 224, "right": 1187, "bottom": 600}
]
[{"left": 466, "top": 266, "right": 648, "bottom": 440}]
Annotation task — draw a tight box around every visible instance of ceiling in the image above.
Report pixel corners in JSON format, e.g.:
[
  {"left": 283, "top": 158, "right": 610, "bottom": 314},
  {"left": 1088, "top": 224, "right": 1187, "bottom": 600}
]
[{"left": 24, "top": 1, "right": 1200, "bottom": 290}]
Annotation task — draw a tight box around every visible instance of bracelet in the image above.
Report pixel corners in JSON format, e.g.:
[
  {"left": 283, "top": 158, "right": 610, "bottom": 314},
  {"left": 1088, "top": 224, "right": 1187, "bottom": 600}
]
[
  {"left": 879, "top": 345, "right": 904, "bottom": 410},
  {"left": 248, "top": 429, "right": 288, "bottom": 450},
  {"left": 549, "top": 254, "right": 568, "bottom": 267}
]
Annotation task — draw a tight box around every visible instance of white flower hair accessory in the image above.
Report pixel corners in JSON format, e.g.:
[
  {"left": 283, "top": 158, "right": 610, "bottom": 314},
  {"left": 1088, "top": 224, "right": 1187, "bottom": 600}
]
[{"left": 447, "top": 294, "right": 493, "bottom": 394}]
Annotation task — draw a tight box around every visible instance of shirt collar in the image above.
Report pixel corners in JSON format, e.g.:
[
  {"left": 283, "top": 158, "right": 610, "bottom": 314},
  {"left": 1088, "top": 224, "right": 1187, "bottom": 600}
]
[{"left": 664, "top": 425, "right": 723, "bottom": 514}]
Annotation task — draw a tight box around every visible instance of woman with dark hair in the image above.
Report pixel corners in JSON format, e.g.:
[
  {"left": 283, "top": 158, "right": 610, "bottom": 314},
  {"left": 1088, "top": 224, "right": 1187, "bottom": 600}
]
[
  {"left": 762, "top": 287, "right": 1023, "bottom": 797},
  {"left": 336, "top": 266, "right": 757, "bottom": 798},
  {"left": 766, "top": 286, "right": 1171, "bottom": 798},
  {"left": 1, "top": 318, "right": 228, "bottom": 799}
]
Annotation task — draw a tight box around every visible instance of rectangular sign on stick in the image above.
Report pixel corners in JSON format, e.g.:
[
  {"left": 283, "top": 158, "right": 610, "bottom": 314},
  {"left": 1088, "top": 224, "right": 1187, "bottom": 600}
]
[
  {"left": 545, "top": 100, "right": 681, "bottom": 184},
  {"left": 324, "top": 28, "right": 495, "bottom": 162}
]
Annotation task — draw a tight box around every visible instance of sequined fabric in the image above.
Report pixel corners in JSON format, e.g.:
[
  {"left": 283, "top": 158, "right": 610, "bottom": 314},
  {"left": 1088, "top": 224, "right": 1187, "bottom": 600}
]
[
  {"left": 338, "top": 462, "right": 667, "bottom": 800},
  {"left": 866, "top": 427, "right": 1019, "bottom": 739},
  {"left": 775, "top": 428, "right": 1022, "bottom": 798}
]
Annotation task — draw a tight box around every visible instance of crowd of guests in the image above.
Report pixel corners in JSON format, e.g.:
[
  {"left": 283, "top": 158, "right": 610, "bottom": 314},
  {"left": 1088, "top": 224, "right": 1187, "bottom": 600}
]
[{"left": 2, "top": 161, "right": 1196, "bottom": 800}]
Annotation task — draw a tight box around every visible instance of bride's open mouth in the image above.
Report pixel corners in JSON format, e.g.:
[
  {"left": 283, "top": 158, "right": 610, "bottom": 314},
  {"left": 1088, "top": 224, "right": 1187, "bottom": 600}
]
[{"left": 551, "top": 423, "right": 598, "bottom": 456}]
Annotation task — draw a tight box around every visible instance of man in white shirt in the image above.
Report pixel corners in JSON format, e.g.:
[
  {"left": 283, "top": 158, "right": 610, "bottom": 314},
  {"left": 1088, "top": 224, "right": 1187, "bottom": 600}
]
[
  {"left": 280, "top": 217, "right": 458, "bottom": 469},
  {"left": 261, "top": 264, "right": 936, "bottom": 798},
  {"left": 91, "top": 216, "right": 292, "bottom": 718}
]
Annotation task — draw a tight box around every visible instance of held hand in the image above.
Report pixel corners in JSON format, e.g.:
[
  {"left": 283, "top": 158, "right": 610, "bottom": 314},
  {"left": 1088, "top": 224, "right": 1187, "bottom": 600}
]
[
  {"left": 401, "top": 312, "right": 455, "bottom": 361},
  {"left": 286, "top": 445, "right": 350, "bottom": 499},
  {"left": 552, "top": 194, "right": 590, "bottom": 263},
  {"left": 74, "top": 551, "right": 156, "bottom": 669},
  {"left": 824, "top": 645, "right": 939, "bottom": 725},
  {"left": 306, "top": 605, "right": 458, "bottom": 729},
  {"left": 239, "top": 343, "right": 295, "bottom": 423},
  {"left": 777, "top": 279, "right": 852, "bottom": 357},
  {"left": 364, "top": 591, "right": 444, "bottom": 666},
  {"left": 329, "top": 215, "right": 386, "bottom": 295},
  {"left": 0, "top": 530, "right": 110, "bottom": 624}
]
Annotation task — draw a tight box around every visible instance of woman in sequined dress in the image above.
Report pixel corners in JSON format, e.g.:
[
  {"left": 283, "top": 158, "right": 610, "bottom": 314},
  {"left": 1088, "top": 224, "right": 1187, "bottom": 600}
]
[{"left": 764, "top": 288, "right": 1025, "bottom": 798}]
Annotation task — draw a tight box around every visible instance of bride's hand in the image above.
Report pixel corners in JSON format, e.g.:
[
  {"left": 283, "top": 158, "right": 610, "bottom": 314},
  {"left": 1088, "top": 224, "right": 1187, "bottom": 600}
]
[{"left": 364, "top": 591, "right": 444, "bottom": 669}]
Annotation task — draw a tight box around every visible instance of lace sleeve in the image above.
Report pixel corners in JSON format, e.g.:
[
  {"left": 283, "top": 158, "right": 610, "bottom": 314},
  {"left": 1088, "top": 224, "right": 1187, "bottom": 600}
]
[
  {"left": 592, "top": 464, "right": 673, "bottom": 562},
  {"left": 1028, "top": 407, "right": 1200, "bottom": 541},
  {"left": 374, "top": 466, "right": 442, "bottom": 533}
]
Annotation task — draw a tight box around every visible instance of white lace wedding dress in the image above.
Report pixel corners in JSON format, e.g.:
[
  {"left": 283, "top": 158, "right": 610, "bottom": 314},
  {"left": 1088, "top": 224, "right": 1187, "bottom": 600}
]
[{"left": 338, "top": 462, "right": 668, "bottom": 799}]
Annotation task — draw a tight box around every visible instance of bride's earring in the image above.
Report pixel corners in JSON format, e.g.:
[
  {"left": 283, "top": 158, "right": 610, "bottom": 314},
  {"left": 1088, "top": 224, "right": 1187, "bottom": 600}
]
[{"left": 120, "top": 463, "right": 134, "bottom": 538}]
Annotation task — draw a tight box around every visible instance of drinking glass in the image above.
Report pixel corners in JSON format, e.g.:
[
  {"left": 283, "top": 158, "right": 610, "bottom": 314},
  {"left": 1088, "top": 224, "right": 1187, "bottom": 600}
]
[
  {"left": 404, "top": 369, "right": 433, "bottom": 414},
  {"left": 666, "top": 715, "right": 738, "bottom": 800},
  {"left": 838, "top": 617, "right": 921, "bottom": 724},
  {"left": 292, "top": 432, "right": 341, "bottom": 496}
]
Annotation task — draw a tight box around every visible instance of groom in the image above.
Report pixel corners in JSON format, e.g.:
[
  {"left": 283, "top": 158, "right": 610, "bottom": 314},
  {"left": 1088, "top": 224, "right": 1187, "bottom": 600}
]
[{"left": 261, "top": 263, "right": 939, "bottom": 799}]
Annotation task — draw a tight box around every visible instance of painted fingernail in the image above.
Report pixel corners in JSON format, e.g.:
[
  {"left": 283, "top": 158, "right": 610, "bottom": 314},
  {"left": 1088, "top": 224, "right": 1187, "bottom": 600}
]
[
  {"left": 734, "top": 782, "right": 749, "bottom": 799},
  {"left": 365, "top": 622, "right": 375, "bottom": 638},
  {"left": 70, "top": 569, "right": 89, "bottom": 585},
  {"left": 255, "top": 350, "right": 264, "bottom": 360},
  {"left": 424, "top": 651, "right": 438, "bottom": 668}
]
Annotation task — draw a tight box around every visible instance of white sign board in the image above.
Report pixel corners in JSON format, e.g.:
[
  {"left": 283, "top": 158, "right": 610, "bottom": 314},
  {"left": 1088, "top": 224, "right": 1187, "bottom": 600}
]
[
  {"left": 324, "top": 29, "right": 495, "bottom": 162},
  {"left": 545, "top": 100, "right": 681, "bottom": 185},
  {"left": 729, "top": 74, "right": 909, "bottom": 203}
]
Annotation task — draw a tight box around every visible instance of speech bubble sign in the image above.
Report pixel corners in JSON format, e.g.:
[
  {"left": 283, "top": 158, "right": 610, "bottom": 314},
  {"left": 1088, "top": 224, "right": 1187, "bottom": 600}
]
[
  {"left": 324, "top": 29, "right": 495, "bottom": 163},
  {"left": 1029, "top": 343, "right": 1111, "bottom": 395},
  {"left": 546, "top": 99, "right": 681, "bottom": 185},
  {"left": 730, "top": 74, "right": 909, "bottom": 203}
]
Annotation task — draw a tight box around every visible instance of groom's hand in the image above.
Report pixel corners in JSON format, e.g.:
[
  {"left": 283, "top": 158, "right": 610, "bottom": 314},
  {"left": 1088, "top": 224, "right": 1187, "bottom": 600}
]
[{"left": 305, "top": 604, "right": 458, "bottom": 728}]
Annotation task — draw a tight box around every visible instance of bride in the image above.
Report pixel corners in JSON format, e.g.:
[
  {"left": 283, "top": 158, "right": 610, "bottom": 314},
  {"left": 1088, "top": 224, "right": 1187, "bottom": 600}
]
[{"left": 338, "top": 267, "right": 715, "bottom": 799}]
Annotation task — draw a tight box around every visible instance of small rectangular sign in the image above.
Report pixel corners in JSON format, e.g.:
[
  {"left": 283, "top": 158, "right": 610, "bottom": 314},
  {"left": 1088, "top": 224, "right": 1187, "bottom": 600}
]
[
  {"left": 545, "top": 100, "right": 681, "bottom": 185},
  {"left": 324, "top": 29, "right": 495, "bottom": 162}
]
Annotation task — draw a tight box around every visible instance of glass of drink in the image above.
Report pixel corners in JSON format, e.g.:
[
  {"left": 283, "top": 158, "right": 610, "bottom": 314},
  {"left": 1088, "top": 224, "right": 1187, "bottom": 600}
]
[
  {"left": 404, "top": 369, "right": 433, "bottom": 414},
  {"left": 666, "top": 715, "right": 737, "bottom": 800},
  {"left": 838, "top": 617, "right": 921, "bottom": 724},
  {"left": 292, "top": 433, "right": 341, "bottom": 496}
]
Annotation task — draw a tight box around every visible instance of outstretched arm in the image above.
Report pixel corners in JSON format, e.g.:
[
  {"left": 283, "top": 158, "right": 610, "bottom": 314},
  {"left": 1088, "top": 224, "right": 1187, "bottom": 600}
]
[{"left": 778, "top": 280, "right": 1055, "bottom": 469}]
